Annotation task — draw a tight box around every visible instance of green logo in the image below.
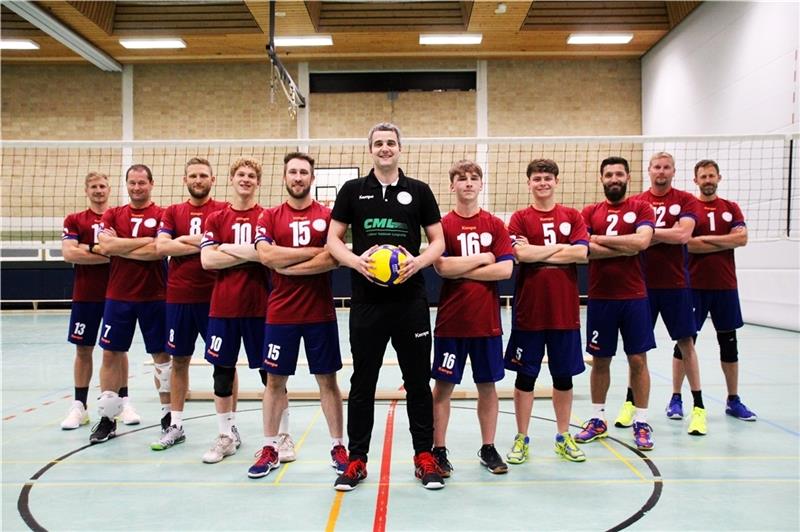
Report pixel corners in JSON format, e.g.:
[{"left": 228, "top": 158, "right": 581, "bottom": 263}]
[{"left": 364, "top": 218, "right": 408, "bottom": 230}]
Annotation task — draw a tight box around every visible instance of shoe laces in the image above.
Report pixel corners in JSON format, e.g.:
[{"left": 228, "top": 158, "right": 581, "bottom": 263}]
[
  {"left": 634, "top": 422, "right": 652, "bottom": 438},
  {"left": 416, "top": 452, "right": 440, "bottom": 475},
  {"left": 212, "top": 435, "right": 233, "bottom": 452},
  {"left": 278, "top": 433, "right": 295, "bottom": 449},
  {"left": 342, "top": 458, "right": 366, "bottom": 478},
  {"left": 511, "top": 436, "right": 526, "bottom": 453},
  {"left": 331, "top": 445, "right": 348, "bottom": 464},
  {"left": 253, "top": 445, "right": 279, "bottom": 467}
]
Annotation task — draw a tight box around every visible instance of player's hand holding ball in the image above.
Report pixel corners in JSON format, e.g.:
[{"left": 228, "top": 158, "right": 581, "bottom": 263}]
[{"left": 365, "top": 244, "right": 409, "bottom": 286}]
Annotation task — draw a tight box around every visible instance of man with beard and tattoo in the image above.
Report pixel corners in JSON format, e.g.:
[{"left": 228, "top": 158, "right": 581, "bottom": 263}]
[
  {"left": 574, "top": 156, "right": 657, "bottom": 451},
  {"left": 676, "top": 160, "right": 756, "bottom": 421},
  {"left": 252, "top": 152, "right": 347, "bottom": 478},
  {"left": 152, "top": 157, "right": 229, "bottom": 451}
]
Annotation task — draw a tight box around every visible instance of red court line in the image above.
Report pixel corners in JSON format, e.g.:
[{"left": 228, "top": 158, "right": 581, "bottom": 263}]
[
  {"left": 3, "top": 416, "right": 16, "bottom": 421},
  {"left": 372, "top": 395, "right": 400, "bottom": 532}
]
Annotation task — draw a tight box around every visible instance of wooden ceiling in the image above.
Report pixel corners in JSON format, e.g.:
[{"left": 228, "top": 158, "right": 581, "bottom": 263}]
[{"left": 1, "top": 1, "right": 701, "bottom": 65}]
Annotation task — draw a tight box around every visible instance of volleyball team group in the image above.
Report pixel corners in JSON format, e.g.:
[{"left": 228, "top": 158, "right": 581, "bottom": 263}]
[{"left": 59, "top": 122, "right": 755, "bottom": 491}]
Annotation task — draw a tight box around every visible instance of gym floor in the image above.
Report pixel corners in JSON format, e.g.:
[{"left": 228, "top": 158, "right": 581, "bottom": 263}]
[{"left": 2, "top": 308, "right": 798, "bottom": 531}]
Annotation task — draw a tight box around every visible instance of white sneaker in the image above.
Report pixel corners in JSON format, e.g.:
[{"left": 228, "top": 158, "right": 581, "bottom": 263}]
[
  {"left": 278, "top": 433, "right": 296, "bottom": 463},
  {"left": 118, "top": 399, "right": 141, "bottom": 425},
  {"left": 61, "top": 401, "right": 89, "bottom": 430},
  {"left": 202, "top": 434, "right": 237, "bottom": 464},
  {"left": 232, "top": 425, "right": 242, "bottom": 449}
]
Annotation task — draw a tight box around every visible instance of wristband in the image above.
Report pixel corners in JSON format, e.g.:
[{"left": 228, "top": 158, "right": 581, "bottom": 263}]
[{"left": 88, "top": 243, "right": 96, "bottom": 254}]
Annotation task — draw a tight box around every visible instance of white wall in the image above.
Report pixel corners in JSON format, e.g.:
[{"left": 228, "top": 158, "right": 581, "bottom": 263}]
[{"left": 642, "top": 1, "right": 800, "bottom": 330}]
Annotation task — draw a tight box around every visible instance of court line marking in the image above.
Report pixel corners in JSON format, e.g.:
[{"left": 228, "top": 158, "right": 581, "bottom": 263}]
[
  {"left": 373, "top": 396, "right": 400, "bottom": 532},
  {"left": 273, "top": 407, "right": 323, "bottom": 485},
  {"left": 570, "top": 414, "right": 647, "bottom": 480}
]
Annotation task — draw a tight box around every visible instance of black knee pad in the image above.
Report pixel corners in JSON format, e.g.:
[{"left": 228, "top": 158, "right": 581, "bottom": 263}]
[
  {"left": 213, "top": 365, "right": 236, "bottom": 398},
  {"left": 552, "top": 376, "right": 573, "bottom": 391},
  {"left": 259, "top": 369, "right": 268, "bottom": 386},
  {"left": 672, "top": 342, "right": 683, "bottom": 360},
  {"left": 717, "top": 330, "right": 738, "bottom": 363},
  {"left": 514, "top": 373, "right": 536, "bottom": 393}
]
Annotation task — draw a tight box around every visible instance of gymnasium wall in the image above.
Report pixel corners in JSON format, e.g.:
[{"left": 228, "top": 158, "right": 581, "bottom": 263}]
[{"left": 641, "top": 1, "right": 800, "bottom": 331}]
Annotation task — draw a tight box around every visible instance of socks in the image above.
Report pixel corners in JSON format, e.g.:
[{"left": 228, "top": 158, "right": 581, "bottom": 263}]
[
  {"left": 625, "top": 387, "right": 634, "bottom": 403},
  {"left": 691, "top": 390, "right": 705, "bottom": 409},
  {"left": 171, "top": 410, "right": 183, "bottom": 429},
  {"left": 279, "top": 407, "right": 289, "bottom": 434},
  {"left": 592, "top": 403, "right": 606, "bottom": 420},
  {"left": 217, "top": 412, "right": 234, "bottom": 437},
  {"left": 75, "top": 387, "right": 89, "bottom": 408},
  {"left": 634, "top": 408, "right": 648, "bottom": 423}
]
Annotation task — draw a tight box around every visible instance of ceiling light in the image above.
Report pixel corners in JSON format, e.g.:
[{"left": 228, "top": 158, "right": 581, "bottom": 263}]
[
  {"left": 494, "top": 3, "right": 507, "bottom": 15},
  {"left": 119, "top": 38, "right": 186, "bottom": 49},
  {"left": 273, "top": 36, "right": 333, "bottom": 47},
  {"left": 0, "top": 39, "right": 40, "bottom": 50},
  {"left": 567, "top": 33, "right": 633, "bottom": 45},
  {"left": 420, "top": 34, "right": 483, "bottom": 45}
]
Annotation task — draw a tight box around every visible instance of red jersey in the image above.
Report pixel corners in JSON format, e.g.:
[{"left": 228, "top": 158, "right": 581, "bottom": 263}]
[
  {"left": 255, "top": 201, "right": 335, "bottom": 325},
  {"left": 201, "top": 204, "right": 269, "bottom": 318},
  {"left": 63, "top": 208, "right": 109, "bottom": 302},
  {"left": 159, "top": 199, "right": 227, "bottom": 304},
  {"left": 100, "top": 203, "right": 165, "bottom": 302},
  {"left": 434, "top": 209, "right": 514, "bottom": 337},
  {"left": 689, "top": 197, "right": 745, "bottom": 290},
  {"left": 508, "top": 205, "right": 588, "bottom": 331},
  {"left": 631, "top": 188, "right": 699, "bottom": 289},
  {"left": 582, "top": 199, "right": 654, "bottom": 300}
]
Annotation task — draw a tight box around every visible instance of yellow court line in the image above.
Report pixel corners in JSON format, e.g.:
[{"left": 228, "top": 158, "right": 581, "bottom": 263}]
[
  {"left": 273, "top": 407, "right": 323, "bottom": 484},
  {"left": 571, "top": 415, "right": 647, "bottom": 481},
  {"left": 21, "top": 478, "right": 798, "bottom": 490},
  {"left": 325, "top": 492, "right": 345, "bottom": 532}
]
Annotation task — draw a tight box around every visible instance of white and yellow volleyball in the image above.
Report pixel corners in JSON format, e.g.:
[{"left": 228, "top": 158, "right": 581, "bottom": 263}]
[{"left": 368, "top": 244, "right": 407, "bottom": 287}]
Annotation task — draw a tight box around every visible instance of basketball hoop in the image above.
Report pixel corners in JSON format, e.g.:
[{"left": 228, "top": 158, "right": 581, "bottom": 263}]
[{"left": 267, "top": 0, "right": 306, "bottom": 120}]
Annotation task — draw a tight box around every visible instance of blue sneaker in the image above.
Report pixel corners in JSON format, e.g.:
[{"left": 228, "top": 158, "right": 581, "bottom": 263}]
[
  {"left": 726, "top": 397, "right": 757, "bottom": 421},
  {"left": 633, "top": 422, "right": 654, "bottom": 451},
  {"left": 574, "top": 418, "right": 608, "bottom": 443},
  {"left": 248, "top": 445, "right": 279, "bottom": 478},
  {"left": 666, "top": 396, "right": 684, "bottom": 420}
]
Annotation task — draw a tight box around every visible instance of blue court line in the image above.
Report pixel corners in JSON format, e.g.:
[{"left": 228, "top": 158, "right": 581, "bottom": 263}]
[{"left": 648, "top": 368, "right": 800, "bottom": 438}]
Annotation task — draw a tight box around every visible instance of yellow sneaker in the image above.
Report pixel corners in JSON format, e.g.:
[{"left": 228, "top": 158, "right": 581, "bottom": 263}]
[
  {"left": 688, "top": 406, "right": 707, "bottom": 436},
  {"left": 614, "top": 401, "right": 635, "bottom": 428}
]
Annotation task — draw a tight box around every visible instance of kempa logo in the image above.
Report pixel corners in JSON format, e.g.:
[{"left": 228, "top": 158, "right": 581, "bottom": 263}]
[
  {"left": 359, "top": 195, "right": 374, "bottom": 200},
  {"left": 364, "top": 218, "right": 408, "bottom": 230},
  {"left": 414, "top": 331, "right": 430, "bottom": 338}
]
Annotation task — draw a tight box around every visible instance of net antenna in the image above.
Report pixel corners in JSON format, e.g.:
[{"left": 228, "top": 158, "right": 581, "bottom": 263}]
[{"left": 267, "top": 0, "right": 306, "bottom": 120}]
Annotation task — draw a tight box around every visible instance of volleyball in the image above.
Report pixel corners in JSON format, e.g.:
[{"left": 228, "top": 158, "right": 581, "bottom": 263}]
[{"left": 368, "top": 245, "right": 407, "bottom": 287}]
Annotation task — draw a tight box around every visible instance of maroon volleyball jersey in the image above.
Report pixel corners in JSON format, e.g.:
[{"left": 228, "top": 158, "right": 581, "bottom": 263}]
[
  {"left": 689, "top": 197, "right": 745, "bottom": 290},
  {"left": 63, "top": 208, "right": 109, "bottom": 302}
]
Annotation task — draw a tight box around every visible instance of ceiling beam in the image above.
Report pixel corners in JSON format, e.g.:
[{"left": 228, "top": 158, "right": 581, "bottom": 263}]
[{"left": 4, "top": 0, "right": 121, "bottom": 71}]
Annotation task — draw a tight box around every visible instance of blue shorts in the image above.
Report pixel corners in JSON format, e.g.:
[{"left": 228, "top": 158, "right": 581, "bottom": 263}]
[
  {"left": 693, "top": 289, "right": 744, "bottom": 332},
  {"left": 68, "top": 301, "right": 105, "bottom": 346},
  {"left": 99, "top": 300, "right": 166, "bottom": 354},
  {"left": 166, "top": 302, "right": 210, "bottom": 357},
  {"left": 205, "top": 317, "right": 264, "bottom": 369},
  {"left": 433, "top": 336, "right": 505, "bottom": 384},
  {"left": 648, "top": 288, "right": 698, "bottom": 340},
  {"left": 262, "top": 321, "right": 342, "bottom": 375},
  {"left": 504, "top": 329, "right": 585, "bottom": 378},
  {"left": 586, "top": 298, "right": 656, "bottom": 357}
]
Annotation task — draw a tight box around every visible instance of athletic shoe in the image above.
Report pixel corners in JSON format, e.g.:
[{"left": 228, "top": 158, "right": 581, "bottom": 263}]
[
  {"left": 89, "top": 416, "right": 116, "bottom": 444},
  {"left": 202, "top": 434, "right": 237, "bottom": 464},
  {"left": 414, "top": 451, "right": 445, "bottom": 489},
  {"left": 726, "top": 397, "right": 757, "bottom": 421},
  {"left": 688, "top": 406, "right": 708, "bottom": 436},
  {"left": 478, "top": 444, "right": 509, "bottom": 474},
  {"left": 632, "top": 422, "right": 654, "bottom": 451},
  {"left": 160, "top": 411, "right": 171, "bottom": 433},
  {"left": 555, "top": 433, "right": 586, "bottom": 462},
  {"left": 119, "top": 399, "right": 141, "bottom": 425},
  {"left": 331, "top": 444, "right": 348, "bottom": 474},
  {"left": 232, "top": 425, "right": 242, "bottom": 448},
  {"left": 151, "top": 424, "right": 185, "bottom": 451},
  {"left": 432, "top": 446, "right": 453, "bottom": 478},
  {"left": 614, "top": 401, "right": 635, "bottom": 428},
  {"left": 248, "top": 445, "right": 280, "bottom": 478},
  {"left": 61, "top": 401, "right": 89, "bottom": 430},
  {"left": 507, "top": 433, "right": 530, "bottom": 464},
  {"left": 666, "top": 395, "right": 684, "bottom": 420},
  {"left": 278, "top": 433, "right": 296, "bottom": 462},
  {"left": 574, "top": 418, "right": 608, "bottom": 443},
  {"left": 334, "top": 458, "right": 367, "bottom": 491}
]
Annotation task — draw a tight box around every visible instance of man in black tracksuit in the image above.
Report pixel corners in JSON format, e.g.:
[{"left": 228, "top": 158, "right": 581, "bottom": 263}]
[{"left": 327, "top": 122, "right": 446, "bottom": 491}]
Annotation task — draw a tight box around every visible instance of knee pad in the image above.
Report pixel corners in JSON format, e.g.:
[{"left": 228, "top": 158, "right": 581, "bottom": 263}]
[
  {"left": 259, "top": 369, "right": 268, "bottom": 387},
  {"left": 213, "top": 365, "right": 236, "bottom": 398},
  {"left": 96, "top": 390, "right": 123, "bottom": 419},
  {"left": 514, "top": 373, "right": 536, "bottom": 393},
  {"left": 717, "top": 330, "right": 738, "bottom": 363},
  {"left": 154, "top": 361, "right": 172, "bottom": 393},
  {"left": 672, "top": 342, "right": 683, "bottom": 360},
  {"left": 552, "top": 376, "right": 573, "bottom": 391}
]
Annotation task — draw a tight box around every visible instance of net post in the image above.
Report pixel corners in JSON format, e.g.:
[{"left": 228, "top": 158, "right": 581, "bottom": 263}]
[{"left": 787, "top": 137, "right": 794, "bottom": 238}]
